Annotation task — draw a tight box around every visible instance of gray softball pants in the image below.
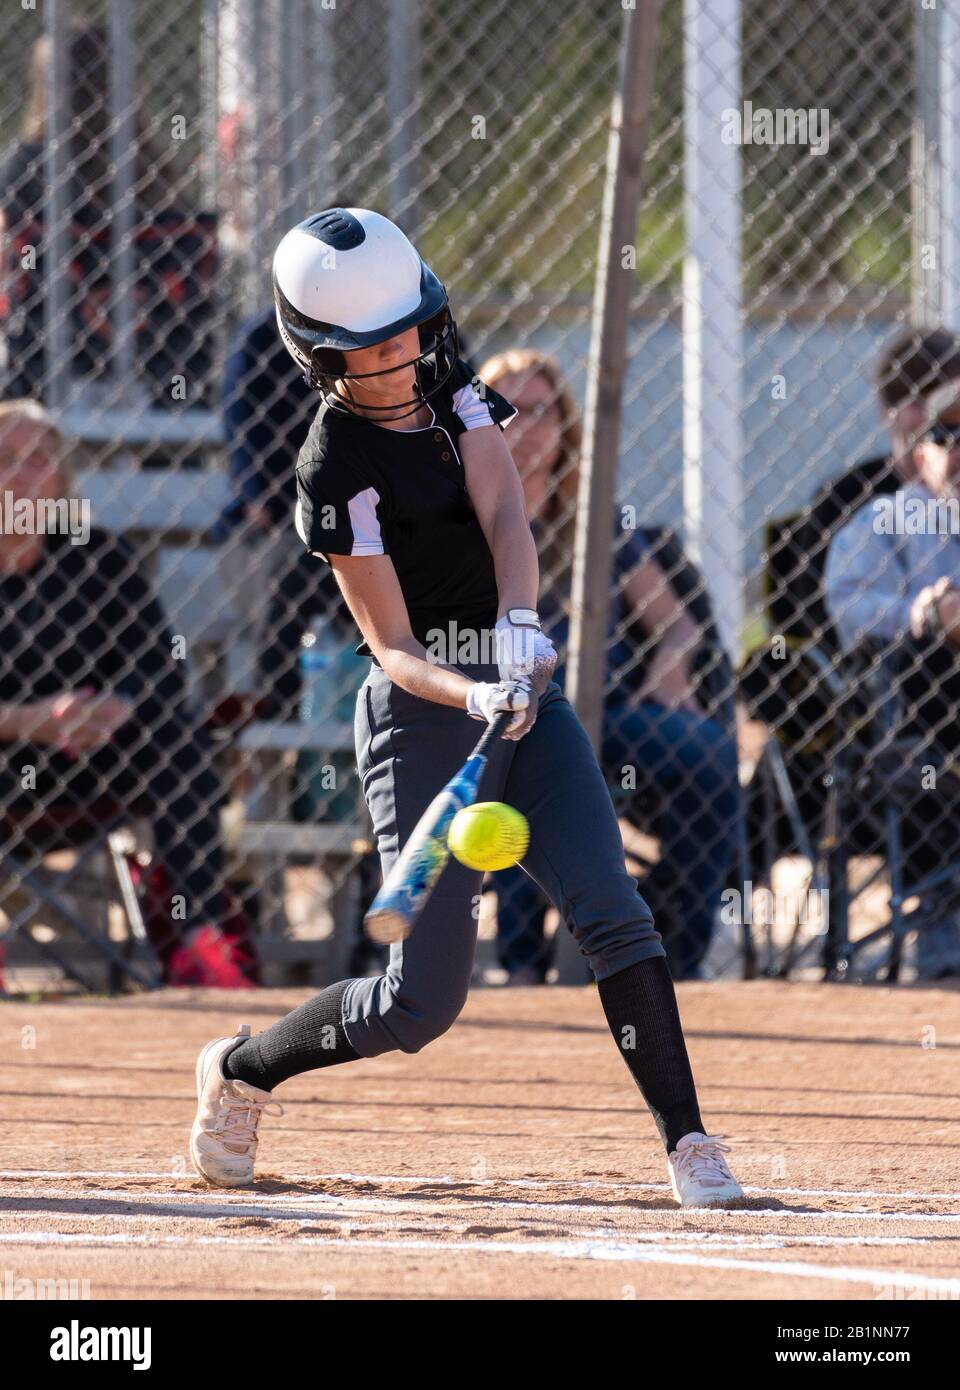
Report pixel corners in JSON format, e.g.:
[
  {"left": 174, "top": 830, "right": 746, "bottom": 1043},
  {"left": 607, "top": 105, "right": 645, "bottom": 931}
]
[{"left": 341, "top": 660, "right": 664, "bottom": 1059}]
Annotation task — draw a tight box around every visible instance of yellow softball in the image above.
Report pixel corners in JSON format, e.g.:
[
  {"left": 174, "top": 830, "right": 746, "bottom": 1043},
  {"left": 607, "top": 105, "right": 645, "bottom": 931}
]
[{"left": 448, "top": 802, "right": 530, "bottom": 871}]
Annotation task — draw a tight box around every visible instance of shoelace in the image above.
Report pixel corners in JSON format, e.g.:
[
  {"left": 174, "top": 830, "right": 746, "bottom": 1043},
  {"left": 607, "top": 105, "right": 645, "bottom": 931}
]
[
  {"left": 215, "top": 1089, "right": 284, "bottom": 1154},
  {"left": 675, "top": 1136, "right": 735, "bottom": 1188}
]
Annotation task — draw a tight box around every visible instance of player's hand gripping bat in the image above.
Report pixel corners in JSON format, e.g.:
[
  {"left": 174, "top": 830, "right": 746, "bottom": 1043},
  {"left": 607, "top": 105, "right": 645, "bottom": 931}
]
[{"left": 363, "top": 711, "right": 512, "bottom": 944}]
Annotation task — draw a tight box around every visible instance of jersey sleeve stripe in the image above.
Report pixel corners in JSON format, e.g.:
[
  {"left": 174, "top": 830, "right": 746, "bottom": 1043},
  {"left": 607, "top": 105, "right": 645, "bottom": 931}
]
[
  {"left": 347, "top": 486, "right": 386, "bottom": 555},
  {"left": 452, "top": 382, "right": 519, "bottom": 431}
]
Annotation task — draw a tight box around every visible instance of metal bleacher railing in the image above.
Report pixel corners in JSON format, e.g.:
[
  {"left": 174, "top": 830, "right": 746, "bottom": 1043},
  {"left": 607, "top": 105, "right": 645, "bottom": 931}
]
[{"left": 2, "top": 0, "right": 960, "bottom": 993}]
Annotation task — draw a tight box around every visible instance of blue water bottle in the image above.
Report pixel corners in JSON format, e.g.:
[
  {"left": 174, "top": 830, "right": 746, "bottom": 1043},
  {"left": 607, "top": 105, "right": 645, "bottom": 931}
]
[
  {"left": 298, "top": 616, "right": 332, "bottom": 725},
  {"left": 293, "top": 617, "right": 362, "bottom": 822}
]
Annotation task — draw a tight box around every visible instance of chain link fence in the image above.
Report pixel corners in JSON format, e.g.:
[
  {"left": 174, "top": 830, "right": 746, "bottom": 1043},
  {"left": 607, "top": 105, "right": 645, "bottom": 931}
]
[{"left": 0, "top": 0, "right": 957, "bottom": 992}]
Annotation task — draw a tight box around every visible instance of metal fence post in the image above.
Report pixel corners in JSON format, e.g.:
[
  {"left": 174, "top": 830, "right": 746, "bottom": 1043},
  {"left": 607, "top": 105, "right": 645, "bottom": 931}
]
[
  {"left": 44, "top": 0, "right": 71, "bottom": 414},
  {"left": 312, "top": 0, "right": 337, "bottom": 210},
  {"left": 281, "top": 0, "right": 310, "bottom": 227},
  {"left": 560, "top": 0, "right": 664, "bottom": 984},
  {"left": 109, "top": 0, "right": 137, "bottom": 410},
  {"left": 252, "top": 0, "right": 272, "bottom": 298},
  {"left": 941, "top": 0, "right": 960, "bottom": 324},
  {"left": 913, "top": 0, "right": 941, "bottom": 325},
  {"left": 388, "top": 0, "right": 420, "bottom": 235},
  {"left": 682, "top": 0, "right": 743, "bottom": 667}
]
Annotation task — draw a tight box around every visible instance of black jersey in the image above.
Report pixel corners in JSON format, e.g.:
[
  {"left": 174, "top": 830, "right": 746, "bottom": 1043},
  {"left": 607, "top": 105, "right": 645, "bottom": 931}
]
[{"left": 295, "top": 358, "right": 517, "bottom": 654}]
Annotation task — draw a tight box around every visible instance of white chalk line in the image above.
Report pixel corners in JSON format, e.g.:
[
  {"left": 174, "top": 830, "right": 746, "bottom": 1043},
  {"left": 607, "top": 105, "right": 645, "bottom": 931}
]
[
  {"left": 4, "top": 1184, "right": 960, "bottom": 1238},
  {"left": 0, "top": 1228, "right": 958, "bottom": 1295},
  {"left": 3, "top": 1182, "right": 960, "bottom": 1226},
  {"left": 4, "top": 1169, "right": 960, "bottom": 1204},
  {"left": 0, "top": 1207, "right": 933, "bottom": 1252}
]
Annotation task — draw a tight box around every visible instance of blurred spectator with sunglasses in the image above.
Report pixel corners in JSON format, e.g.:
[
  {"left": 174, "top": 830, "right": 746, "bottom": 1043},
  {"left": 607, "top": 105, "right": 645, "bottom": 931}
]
[{"left": 826, "top": 375, "right": 960, "bottom": 977}]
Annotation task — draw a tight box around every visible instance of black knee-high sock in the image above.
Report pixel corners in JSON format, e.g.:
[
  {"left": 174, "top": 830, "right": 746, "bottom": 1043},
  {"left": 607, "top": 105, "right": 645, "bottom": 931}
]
[
  {"left": 597, "top": 956, "right": 704, "bottom": 1152},
  {"left": 223, "top": 980, "right": 360, "bottom": 1091}
]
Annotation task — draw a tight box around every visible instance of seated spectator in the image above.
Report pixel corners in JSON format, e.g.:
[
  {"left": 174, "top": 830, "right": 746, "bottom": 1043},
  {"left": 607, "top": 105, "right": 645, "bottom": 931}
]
[
  {"left": 479, "top": 350, "right": 740, "bottom": 983},
  {"left": 825, "top": 379, "right": 960, "bottom": 978},
  {"left": 0, "top": 401, "right": 255, "bottom": 986},
  {"left": 0, "top": 26, "right": 215, "bottom": 416}
]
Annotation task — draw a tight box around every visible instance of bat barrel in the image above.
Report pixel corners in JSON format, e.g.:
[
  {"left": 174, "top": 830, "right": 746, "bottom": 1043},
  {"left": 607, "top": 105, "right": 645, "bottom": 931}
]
[{"left": 363, "top": 712, "right": 513, "bottom": 945}]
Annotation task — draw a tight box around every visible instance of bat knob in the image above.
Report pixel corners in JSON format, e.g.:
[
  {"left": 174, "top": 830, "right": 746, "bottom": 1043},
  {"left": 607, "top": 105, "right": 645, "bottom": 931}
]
[{"left": 364, "top": 907, "right": 410, "bottom": 945}]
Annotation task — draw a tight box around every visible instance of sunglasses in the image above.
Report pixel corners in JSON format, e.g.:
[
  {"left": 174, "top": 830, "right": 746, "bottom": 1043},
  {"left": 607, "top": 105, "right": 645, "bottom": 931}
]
[
  {"left": 520, "top": 401, "right": 562, "bottom": 424},
  {"left": 923, "top": 421, "right": 960, "bottom": 450}
]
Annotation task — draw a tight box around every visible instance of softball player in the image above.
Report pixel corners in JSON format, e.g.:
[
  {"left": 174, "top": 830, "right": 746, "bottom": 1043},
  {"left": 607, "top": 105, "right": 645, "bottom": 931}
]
[{"left": 189, "top": 208, "right": 745, "bottom": 1207}]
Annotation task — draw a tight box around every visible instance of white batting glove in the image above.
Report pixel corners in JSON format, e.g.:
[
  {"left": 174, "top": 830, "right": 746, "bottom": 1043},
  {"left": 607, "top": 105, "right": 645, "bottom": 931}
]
[
  {"left": 466, "top": 678, "right": 533, "bottom": 740},
  {"left": 494, "top": 608, "right": 542, "bottom": 682}
]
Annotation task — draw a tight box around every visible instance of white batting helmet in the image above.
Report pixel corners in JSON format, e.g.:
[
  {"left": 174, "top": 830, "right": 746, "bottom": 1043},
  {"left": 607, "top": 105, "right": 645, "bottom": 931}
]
[{"left": 273, "top": 207, "right": 459, "bottom": 418}]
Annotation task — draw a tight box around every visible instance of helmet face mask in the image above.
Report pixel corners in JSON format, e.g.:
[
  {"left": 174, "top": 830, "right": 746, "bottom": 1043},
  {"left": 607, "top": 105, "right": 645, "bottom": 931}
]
[
  {"left": 307, "top": 305, "right": 459, "bottom": 420},
  {"left": 273, "top": 208, "right": 461, "bottom": 421}
]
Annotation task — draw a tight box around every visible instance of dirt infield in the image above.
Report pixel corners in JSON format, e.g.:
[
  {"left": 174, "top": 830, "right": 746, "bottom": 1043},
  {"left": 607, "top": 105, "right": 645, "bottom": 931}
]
[{"left": 2, "top": 980, "right": 960, "bottom": 1300}]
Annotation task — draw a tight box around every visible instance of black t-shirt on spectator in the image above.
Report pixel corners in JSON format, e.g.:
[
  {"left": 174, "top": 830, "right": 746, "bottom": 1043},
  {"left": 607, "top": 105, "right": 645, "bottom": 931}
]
[
  {"left": 0, "top": 529, "right": 194, "bottom": 806},
  {"left": 0, "top": 529, "right": 181, "bottom": 707}
]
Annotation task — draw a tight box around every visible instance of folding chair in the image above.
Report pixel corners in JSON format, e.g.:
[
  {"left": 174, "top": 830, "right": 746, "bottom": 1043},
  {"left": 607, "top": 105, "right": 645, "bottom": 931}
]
[{"left": 0, "top": 799, "right": 161, "bottom": 994}]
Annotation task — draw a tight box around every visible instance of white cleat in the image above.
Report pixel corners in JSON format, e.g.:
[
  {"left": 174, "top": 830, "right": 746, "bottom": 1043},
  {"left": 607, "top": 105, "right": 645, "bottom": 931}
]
[
  {"left": 668, "top": 1132, "right": 745, "bottom": 1208},
  {"left": 189, "top": 1024, "right": 283, "bottom": 1187}
]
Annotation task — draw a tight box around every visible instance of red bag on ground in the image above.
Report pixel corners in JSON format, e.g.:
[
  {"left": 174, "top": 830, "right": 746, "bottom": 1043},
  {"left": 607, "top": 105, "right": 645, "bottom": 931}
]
[{"left": 135, "top": 859, "right": 260, "bottom": 989}]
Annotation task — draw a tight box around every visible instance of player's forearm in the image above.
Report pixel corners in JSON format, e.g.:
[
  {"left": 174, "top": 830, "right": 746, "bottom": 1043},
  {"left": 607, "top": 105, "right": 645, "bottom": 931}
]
[
  {"left": 489, "top": 501, "right": 540, "bottom": 617},
  {"left": 379, "top": 638, "right": 476, "bottom": 708},
  {"left": 460, "top": 424, "right": 540, "bottom": 613}
]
